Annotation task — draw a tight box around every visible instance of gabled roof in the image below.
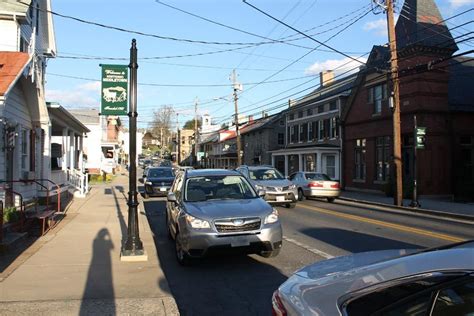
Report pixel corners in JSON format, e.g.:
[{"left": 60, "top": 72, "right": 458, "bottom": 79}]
[
  {"left": 0, "top": 0, "right": 32, "bottom": 16},
  {"left": 47, "top": 102, "right": 90, "bottom": 133},
  {"left": 395, "top": 0, "right": 457, "bottom": 53},
  {"left": 68, "top": 108, "right": 101, "bottom": 125},
  {"left": 290, "top": 72, "right": 358, "bottom": 110},
  {"left": 0, "top": 52, "right": 30, "bottom": 96},
  {"left": 240, "top": 113, "right": 281, "bottom": 135}
]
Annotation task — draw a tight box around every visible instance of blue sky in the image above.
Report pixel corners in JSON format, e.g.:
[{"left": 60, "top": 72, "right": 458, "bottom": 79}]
[{"left": 45, "top": 0, "right": 474, "bottom": 129}]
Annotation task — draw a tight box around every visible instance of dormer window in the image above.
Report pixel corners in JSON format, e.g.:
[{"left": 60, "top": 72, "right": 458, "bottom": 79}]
[{"left": 368, "top": 83, "right": 388, "bottom": 114}]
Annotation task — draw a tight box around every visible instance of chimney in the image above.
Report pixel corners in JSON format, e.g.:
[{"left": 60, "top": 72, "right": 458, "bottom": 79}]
[
  {"left": 248, "top": 115, "right": 254, "bottom": 123},
  {"left": 288, "top": 99, "right": 297, "bottom": 107},
  {"left": 320, "top": 70, "right": 334, "bottom": 87}
]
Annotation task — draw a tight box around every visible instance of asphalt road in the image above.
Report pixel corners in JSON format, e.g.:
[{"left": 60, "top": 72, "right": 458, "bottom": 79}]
[{"left": 142, "top": 196, "right": 474, "bottom": 316}]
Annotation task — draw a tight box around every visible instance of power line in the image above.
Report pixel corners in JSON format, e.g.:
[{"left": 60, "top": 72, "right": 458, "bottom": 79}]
[
  {"left": 16, "top": 0, "right": 300, "bottom": 47},
  {"left": 243, "top": 0, "right": 366, "bottom": 65},
  {"left": 47, "top": 72, "right": 316, "bottom": 87}
]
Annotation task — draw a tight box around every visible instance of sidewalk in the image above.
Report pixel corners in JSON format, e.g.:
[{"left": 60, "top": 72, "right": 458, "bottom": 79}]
[
  {"left": 0, "top": 174, "right": 178, "bottom": 315},
  {"left": 340, "top": 190, "right": 474, "bottom": 220}
]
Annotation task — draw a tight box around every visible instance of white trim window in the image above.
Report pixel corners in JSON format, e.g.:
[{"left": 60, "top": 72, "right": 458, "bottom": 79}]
[
  {"left": 21, "top": 128, "right": 29, "bottom": 171},
  {"left": 325, "top": 155, "right": 336, "bottom": 179}
]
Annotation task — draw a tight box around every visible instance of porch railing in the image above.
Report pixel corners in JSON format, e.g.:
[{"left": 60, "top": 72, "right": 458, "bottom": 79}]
[{"left": 67, "top": 169, "right": 89, "bottom": 197}]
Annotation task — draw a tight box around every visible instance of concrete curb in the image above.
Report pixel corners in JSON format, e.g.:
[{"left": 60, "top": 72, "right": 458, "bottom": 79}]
[{"left": 338, "top": 197, "right": 474, "bottom": 223}]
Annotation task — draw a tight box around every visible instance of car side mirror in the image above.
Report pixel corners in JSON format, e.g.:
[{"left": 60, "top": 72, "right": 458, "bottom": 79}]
[
  {"left": 167, "top": 192, "right": 177, "bottom": 203},
  {"left": 139, "top": 178, "right": 144, "bottom": 183},
  {"left": 257, "top": 189, "right": 266, "bottom": 197}
]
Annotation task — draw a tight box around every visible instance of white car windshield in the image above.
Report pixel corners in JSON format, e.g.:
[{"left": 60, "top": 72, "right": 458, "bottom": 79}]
[
  {"left": 249, "top": 168, "right": 285, "bottom": 180},
  {"left": 185, "top": 175, "right": 257, "bottom": 202}
]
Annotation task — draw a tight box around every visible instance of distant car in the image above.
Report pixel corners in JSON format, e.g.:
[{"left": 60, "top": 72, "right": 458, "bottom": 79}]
[
  {"left": 166, "top": 169, "right": 283, "bottom": 265},
  {"left": 289, "top": 172, "right": 340, "bottom": 202},
  {"left": 236, "top": 165, "right": 297, "bottom": 208},
  {"left": 141, "top": 167, "right": 175, "bottom": 199},
  {"left": 141, "top": 159, "right": 152, "bottom": 169},
  {"left": 159, "top": 160, "right": 173, "bottom": 167},
  {"left": 272, "top": 240, "right": 474, "bottom": 316}
]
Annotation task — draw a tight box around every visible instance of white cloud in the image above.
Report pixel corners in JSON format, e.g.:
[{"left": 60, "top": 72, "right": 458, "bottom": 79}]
[
  {"left": 363, "top": 18, "right": 387, "bottom": 36},
  {"left": 449, "top": 0, "right": 474, "bottom": 9},
  {"left": 304, "top": 56, "right": 368, "bottom": 75},
  {"left": 46, "top": 86, "right": 99, "bottom": 108},
  {"left": 78, "top": 81, "right": 101, "bottom": 92}
]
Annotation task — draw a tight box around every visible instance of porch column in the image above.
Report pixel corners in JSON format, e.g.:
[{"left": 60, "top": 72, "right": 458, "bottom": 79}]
[
  {"left": 78, "top": 135, "right": 84, "bottom": 172},
  {"left": 271, "top": 155, "right": 275, "bottom": 167},
  {"left": 316, "top": 152, "right": 322, "bottom": 173},
  {"left": 62, "top": 128, "right": 69, "bottom": 171},
  {"left": 298, "top": 154, "right": 303, "bottom": 172},
  {"left": 69, "top": 131, "right": 75, "bottom": 170},
  {"left": 284, "top": 155, "right": 288, "bottom": 177}
]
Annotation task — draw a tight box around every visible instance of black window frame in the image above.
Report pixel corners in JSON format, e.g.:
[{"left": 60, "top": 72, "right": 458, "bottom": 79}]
[{"left": 354, "top": 138, "right": 366, "bottom": 180}]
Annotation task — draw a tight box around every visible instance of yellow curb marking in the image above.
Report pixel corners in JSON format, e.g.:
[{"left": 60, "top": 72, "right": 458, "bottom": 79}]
[{"left": 299, "top": 203, "right": 465, "bottom": 243}]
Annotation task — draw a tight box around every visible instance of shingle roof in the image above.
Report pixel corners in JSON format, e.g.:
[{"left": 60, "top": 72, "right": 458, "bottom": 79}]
[
  {"left": 395, "top": 0, "right": 457, "bottom": 52},
  {"left": 68, "top": 108, "right": 101, "bottom": 124},
  {"left": 0, "top": 52, "right": 30, "bottom": 96}
]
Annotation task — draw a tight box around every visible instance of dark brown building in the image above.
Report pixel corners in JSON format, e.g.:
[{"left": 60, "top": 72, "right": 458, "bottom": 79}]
[{"left": 341, "top": 0, "right": 474, "bottom": 200}]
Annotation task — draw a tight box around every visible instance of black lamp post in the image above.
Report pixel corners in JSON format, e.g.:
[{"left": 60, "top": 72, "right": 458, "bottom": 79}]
[{"left": 122, "top": 39, "right": 144, "bottom": 258}]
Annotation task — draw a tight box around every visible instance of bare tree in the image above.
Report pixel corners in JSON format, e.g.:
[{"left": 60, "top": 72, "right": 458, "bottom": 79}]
[{"left": 148, "top": 105, "right": 175, "bottom": 150}]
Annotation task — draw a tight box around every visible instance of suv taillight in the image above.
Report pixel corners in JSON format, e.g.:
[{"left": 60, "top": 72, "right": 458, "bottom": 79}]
[{"left": 272, "top": 290, "right": 287, "bottom": 316}]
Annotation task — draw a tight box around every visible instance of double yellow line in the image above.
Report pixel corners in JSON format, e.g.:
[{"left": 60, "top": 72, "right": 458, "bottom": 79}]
[{"left": 298, "top": 203, "right": 465, "bottom": 243}]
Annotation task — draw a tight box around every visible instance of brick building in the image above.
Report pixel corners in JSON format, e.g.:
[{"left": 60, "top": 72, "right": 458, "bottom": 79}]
[{"left": 341, "top": 0, "right": 474, "bottom": 200}]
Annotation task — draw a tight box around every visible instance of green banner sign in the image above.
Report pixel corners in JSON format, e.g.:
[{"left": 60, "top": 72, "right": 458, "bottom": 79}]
[{"left": 101, "top": 64, "right": 128, "bottom": 115}]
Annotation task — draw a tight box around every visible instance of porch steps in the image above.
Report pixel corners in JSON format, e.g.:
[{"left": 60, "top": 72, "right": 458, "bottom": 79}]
[{"left": 0, "top": 232, "right": 28, "bottom": 253}]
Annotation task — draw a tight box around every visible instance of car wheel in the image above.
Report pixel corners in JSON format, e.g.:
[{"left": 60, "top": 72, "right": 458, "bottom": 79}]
[
  {"left": 175, "top": 230, "right": 192, "bottom": 266},
  {"left": 286, "top": 203, "right": 296, "bottom": 209},
  {"left": 260, "top": 248, "right": 280, "bottom": 258},
  {"left": 327, "top": 197, "right": 335, "bottom": 203},
  {"left": 297, "top": 189, "right": 305, "bottom": 201}
]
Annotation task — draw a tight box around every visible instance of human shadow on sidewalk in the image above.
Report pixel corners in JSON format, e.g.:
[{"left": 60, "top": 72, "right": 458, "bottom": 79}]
[{"left": 79, "top": 228, "right": 115, "bottom": 316}]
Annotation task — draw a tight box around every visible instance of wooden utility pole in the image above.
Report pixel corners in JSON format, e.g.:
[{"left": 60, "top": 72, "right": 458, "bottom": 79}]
[
  {"left": 231, "top": 70, "right": 242, "bottom": 166},
  {"left": 194, "top": 97, "right": 198, "bottom": 167},
  {"left": 385, "top": 0, "right": 403, "bottom": 206}
]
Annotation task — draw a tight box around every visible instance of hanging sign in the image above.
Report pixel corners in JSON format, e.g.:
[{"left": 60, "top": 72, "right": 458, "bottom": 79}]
[{"left": 101, "top": 64, "right": 128, "bottom": 115}]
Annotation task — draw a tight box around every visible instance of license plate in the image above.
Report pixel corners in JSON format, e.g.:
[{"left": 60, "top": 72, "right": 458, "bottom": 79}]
[
  {"left": 160, "top": 188, "right": 167, "bottom": 192},
  {"left": 231, "top": 236, "right": 250, "bottom": 247},
  {"left": 276, "top": 196, "right": 285, "bottom": 202}
]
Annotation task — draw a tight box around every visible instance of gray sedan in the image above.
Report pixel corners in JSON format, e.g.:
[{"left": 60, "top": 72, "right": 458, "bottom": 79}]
[
  {"left": 166, "top": 169, "right": 283, "bottom": 265},
  {"left": 272, "top": 240, "right": 474, "bottom": 315}
]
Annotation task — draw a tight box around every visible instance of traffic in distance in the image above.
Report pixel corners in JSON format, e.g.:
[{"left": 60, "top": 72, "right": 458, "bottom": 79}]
[{"left": 138, "top": 155, "right": 474, "bottom": 315}]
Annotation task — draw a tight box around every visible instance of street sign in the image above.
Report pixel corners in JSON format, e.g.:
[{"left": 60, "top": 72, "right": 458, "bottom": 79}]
[
  {"left": 101, "top": 64, "right": 128, "bottom": 115},
  {"left": 416, "top": 127, "right": 426, "bottom": 149}
]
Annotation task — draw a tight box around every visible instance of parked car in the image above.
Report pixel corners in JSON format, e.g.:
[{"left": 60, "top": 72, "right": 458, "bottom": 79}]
[
  {"left": 272, "top": 240, "right": 474, "bottom": 316},
  {"left": 141, "top": 167, "right": 175, "bottom": 199},
  {"left": 236, "top": 165, "right": 297, "bottom": 208},
  {"left": 289, "top": 172, "right": 340, "bottom": 202},
  {"left": 166, "top": 169, "right": 283, "bottom": 265}
]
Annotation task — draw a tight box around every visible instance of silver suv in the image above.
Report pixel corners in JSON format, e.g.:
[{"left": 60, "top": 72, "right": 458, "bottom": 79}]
[
  {"left": 236, "top": 165, "right": 297, "bottom": 208},
  {"left": 166, "top": 169, "right": 283, "bottom": 265}
]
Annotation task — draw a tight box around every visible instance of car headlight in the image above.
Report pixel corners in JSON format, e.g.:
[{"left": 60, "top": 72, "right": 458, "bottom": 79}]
[
  {"left": 185, "top": 214, "right": 210, "bottom": 229},
  {"left": 255, "top": 184, "right": 264, "bottom": 191},
  {"left": 145, "top": 181, "right": 153, "bottom": 185},
  {"left": 264, "top": 208, "right": 279, "bottom": 224},
  {"left": 289, "top": 184, "right": 296, "bottom": 189}
]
